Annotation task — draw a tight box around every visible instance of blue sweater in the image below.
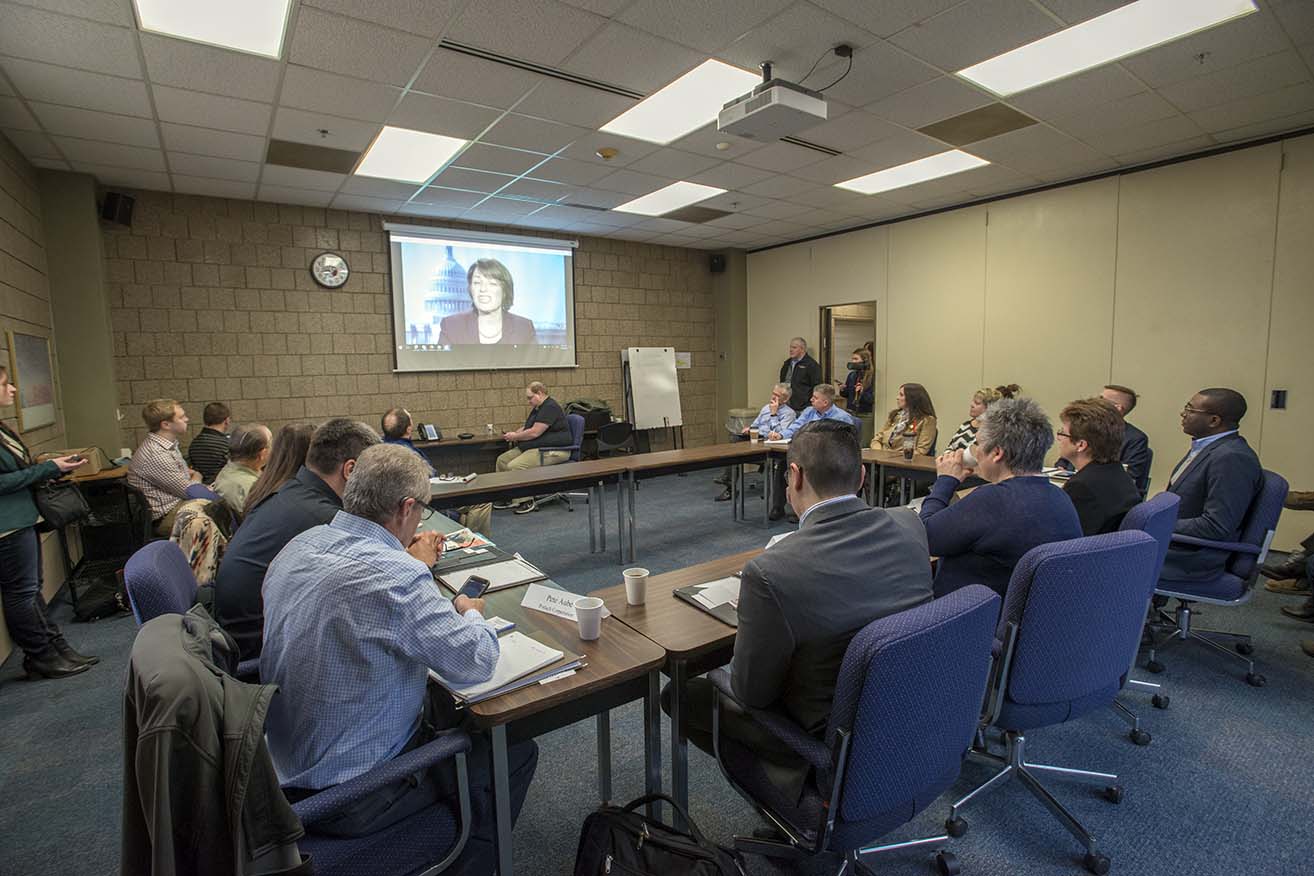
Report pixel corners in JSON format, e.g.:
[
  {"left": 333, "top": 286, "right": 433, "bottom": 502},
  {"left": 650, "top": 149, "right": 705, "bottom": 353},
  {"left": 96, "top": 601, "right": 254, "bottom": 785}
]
[{"left": 920, "top": 475, "right": 1082, "bottom": 599}]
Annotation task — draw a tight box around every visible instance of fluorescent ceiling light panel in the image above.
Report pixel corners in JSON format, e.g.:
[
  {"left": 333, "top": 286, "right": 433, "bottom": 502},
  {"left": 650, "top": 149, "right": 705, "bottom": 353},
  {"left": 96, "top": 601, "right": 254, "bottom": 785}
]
[
  {"left": 957, "top": 0, "right": 1258, "bottom": 96},
  {"left": 614, "top": 181, "right": 727, "bottom": 216},
  {"left": 600, "top": 59, "right": 760, "bottom": 145},
  {"left": 835, "top": 150, "right": 989, "bottom": 195},
  {"left": 356, "top": 127, "right": 468, "bottom": 184},
  {"left": 135, "top": 0, "right": 292, "bottom": 58}
]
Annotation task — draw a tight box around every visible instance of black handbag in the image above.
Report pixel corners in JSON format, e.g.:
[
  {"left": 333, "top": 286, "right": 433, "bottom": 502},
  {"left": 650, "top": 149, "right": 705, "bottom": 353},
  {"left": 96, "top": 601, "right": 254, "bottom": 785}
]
[
  {"left": 574, "top": 793, "right": 744, "bottom": 876},
  {"left": 33, "top": 477, "right": 91, "bottom": 529}
]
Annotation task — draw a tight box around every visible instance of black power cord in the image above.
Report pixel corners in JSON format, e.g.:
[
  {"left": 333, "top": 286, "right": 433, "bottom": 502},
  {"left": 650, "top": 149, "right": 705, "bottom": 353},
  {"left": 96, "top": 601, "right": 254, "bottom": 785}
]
[
  {"left": 815, "top": 45, "right": 854, "bottom": 93},
  {"left": 798, "top": 43, "right": 854, "bottom": 89}
]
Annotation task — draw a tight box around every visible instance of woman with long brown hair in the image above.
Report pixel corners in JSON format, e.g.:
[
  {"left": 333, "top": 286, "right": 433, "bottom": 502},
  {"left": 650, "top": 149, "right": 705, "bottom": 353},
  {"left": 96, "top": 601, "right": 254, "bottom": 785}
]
[
  {"left": 872, "top": 382, "right": 938, "bottom": 455},
  {"left": 242, "top": 423, "right": 314, "bottom": 517}
]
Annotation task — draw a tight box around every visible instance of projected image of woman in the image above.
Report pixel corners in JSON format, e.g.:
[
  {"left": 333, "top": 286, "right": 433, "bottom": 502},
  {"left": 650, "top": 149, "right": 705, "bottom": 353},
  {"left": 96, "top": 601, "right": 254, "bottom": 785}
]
[{"left": 437, "top": 258, "right": 538, "bottom": 345}]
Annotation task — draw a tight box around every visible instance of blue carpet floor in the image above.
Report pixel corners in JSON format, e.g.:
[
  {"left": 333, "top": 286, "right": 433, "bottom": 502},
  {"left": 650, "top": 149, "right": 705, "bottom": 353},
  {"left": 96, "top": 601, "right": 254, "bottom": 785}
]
[{"left": 3, "top": 472, "right": 1313, "bottom": 875}]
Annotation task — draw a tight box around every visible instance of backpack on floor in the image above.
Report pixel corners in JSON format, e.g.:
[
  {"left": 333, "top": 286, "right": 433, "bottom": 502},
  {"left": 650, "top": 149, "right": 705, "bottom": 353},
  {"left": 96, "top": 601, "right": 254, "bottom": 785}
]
[
  {"left": 573, "top": 793, "right": 744, "bottom": 876},
  {"left": 73, "top": 568, "right": 130, "bottom": 622}
]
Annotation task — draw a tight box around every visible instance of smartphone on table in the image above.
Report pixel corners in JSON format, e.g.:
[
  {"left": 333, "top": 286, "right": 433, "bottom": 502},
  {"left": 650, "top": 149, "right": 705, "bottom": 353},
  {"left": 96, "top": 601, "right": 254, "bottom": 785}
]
[{"left": 456, "top": 575, "right": 491, "bottom": 601}]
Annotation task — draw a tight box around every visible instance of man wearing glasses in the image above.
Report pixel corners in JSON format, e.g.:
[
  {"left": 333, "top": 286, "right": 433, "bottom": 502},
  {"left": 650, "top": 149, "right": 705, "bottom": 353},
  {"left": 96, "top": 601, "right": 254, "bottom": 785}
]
[{"left": 1160, "top": 388, "right": 1263, "bottom": 583}]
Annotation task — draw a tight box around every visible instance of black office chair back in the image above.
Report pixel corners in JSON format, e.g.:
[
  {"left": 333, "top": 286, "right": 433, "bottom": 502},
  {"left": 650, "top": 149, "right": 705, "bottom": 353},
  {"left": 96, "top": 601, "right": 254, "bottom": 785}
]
[{"left": 596, "top": 421, "right": 635, "bottom": 456}]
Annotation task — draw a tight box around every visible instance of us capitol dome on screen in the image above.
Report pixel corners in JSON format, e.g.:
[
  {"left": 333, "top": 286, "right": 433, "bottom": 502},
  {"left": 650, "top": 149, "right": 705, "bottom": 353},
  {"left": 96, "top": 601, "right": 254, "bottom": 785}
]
[{"left": 423, "top": 245, "right": 468, "bottom": 322}]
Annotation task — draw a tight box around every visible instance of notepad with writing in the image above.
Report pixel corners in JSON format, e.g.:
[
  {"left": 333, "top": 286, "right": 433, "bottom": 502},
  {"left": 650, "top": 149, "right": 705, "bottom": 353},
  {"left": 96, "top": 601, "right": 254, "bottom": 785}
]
[
  {"left": 674, "top": 575, "right": 741, "bottom": 627},
  {"left": 429, "top": 631, "right": 580, "bottom": 705}
]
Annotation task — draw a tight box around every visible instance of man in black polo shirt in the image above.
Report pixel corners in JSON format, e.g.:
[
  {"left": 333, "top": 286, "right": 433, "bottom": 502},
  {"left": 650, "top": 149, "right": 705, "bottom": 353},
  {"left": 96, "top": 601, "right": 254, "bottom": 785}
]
[
  {"left": 495, "top": 381, "right": 573, "bottom": 515},
  {"left": 186, "top": 402, "right": 232, "bottom": 484},
  {"left": 213, "top": 418, "right": 379, "bottom": 660}
]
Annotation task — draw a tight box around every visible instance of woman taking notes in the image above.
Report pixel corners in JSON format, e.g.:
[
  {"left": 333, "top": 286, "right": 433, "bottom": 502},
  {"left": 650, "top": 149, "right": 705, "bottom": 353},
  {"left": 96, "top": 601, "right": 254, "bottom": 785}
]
[{"left": 871, "top": 382, "right": 937, "bottom": 455}]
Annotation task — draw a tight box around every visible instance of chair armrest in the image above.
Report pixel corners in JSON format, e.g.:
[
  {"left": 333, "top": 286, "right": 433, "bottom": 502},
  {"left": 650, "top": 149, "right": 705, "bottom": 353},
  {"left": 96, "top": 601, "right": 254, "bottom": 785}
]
[
  {"left": 185, "top": 484, "right": 220, "bottom": 502},
  {"left": 1169, "top": 533, "right": 1260, "bottom": 554},
  {"left": 291, "top": 729, "right": 472, "bottom": 825},
  {"left": 707, "top": 669, "right": 830, "bottom": 773}
]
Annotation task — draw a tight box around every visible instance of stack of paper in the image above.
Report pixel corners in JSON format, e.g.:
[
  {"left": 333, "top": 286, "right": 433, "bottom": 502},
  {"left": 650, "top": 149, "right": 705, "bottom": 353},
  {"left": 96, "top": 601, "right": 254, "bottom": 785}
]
[
  {"left": 674, "top": 576, "right": 741, "bottom": 627},
  {"left": 432, "top": 473, "right": 477, "bottom": 484},
  {"left": 429, "top": 631, "right": 581, "bottom": 705}
]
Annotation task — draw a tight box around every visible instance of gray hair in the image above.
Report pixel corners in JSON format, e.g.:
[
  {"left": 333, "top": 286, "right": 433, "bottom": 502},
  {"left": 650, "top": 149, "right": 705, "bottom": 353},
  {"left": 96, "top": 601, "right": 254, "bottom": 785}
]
[
  {"left": 343, "top": 443, "right": 432, "bottom": 526},
  {"left": 772, "top": 382, "right": 791, "bottom": 397},
  {"left": 812, "top": 383, "right": 837, "bottom": 402},
  {"left": 976, "top": 397, "right": 1052, "bottom": 475},
  {"left": 790, "top": 337, "right": 807, "bottom": 350}
]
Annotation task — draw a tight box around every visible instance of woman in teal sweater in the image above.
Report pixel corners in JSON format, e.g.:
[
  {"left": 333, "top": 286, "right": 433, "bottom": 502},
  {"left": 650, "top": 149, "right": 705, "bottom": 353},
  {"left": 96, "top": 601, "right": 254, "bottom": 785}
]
[{"left": 0, "top": 365, "right": 98, "bottom": 679}]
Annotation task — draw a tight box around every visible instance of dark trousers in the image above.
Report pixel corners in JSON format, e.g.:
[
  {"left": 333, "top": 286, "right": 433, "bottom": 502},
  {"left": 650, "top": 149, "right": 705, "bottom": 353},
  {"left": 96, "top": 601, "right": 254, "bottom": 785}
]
[
  {"left": 291, "top": 686, "right": 538, "bottom": 876},
  {"left": 0, "top": 527, "right": 57, "bottom": 657}
]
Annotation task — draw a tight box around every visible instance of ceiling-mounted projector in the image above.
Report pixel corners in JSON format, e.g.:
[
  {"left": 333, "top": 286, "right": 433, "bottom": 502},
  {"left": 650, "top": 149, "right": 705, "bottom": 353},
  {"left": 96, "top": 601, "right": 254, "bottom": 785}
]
[{"left": 718, "top": 61, "right": 828, "bottom": 141}]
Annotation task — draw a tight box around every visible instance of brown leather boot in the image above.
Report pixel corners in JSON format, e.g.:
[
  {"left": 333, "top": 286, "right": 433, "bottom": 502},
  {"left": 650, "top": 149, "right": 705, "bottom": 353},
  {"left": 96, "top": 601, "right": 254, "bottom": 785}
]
[{"left": 1284, "top": 490, "right": 1314, "bottom": 511}]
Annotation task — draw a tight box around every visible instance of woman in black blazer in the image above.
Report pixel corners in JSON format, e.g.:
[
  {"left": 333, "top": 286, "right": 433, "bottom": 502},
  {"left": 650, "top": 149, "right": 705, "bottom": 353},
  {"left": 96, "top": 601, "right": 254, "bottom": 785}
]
[{"left": 1055, "top": 397, "right": 1142, "bottom": 535}]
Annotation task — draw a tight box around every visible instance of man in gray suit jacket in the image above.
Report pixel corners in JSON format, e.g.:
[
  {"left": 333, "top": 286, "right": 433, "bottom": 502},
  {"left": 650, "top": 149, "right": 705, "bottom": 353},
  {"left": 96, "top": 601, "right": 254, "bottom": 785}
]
[
  {"left": 664, "top": 419, "right": 933, "bottom": 805},
  {"left": 1161, "top": 388, "right": 1263, "bottom": 583}
]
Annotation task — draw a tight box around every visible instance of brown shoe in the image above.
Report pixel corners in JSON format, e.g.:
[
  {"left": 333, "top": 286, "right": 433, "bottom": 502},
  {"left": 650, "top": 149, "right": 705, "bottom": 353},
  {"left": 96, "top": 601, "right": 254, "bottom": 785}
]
[
  {"left": 1284, "top": 490, "right": 1314, "bottom": 510},
  {"left": 1280, "top": 600, "right": 1314, "bottom": 622},
  {"left": 1302, "top": 640, "right": 1314, "bottom": 658},
  {"left": 1264, "top": 577, "right": 1312, "bottom": 595}
]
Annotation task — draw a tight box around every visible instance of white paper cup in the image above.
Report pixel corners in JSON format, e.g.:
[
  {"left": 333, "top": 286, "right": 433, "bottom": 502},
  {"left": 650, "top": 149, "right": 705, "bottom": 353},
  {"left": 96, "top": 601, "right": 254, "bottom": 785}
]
[
  {"left": 623, "top": 567, "right": 649, "bottom": 605},
  {"left": 575, "top": 596, "right": 604, "bottom": 640},
  {"left": 961, "top": 444, "right": 977, "bottom": 469}
]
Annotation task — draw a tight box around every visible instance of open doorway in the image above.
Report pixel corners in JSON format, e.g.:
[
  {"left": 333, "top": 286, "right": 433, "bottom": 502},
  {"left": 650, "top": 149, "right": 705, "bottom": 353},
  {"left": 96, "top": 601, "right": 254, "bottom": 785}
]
[{"left": 819, "top": 302, "right": 876, "bottom": 386}]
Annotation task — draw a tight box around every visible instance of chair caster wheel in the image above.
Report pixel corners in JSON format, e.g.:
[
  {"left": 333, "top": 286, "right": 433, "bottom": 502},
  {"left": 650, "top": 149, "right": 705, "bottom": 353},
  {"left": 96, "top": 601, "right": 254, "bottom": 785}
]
[
  {"left": 1129, "top": 728, "right": 1151, "bottom": 746},
  {"left": 945, "top": 817, "right": 968, "bottom": 838},
  {"left": 1235, "top": 642, "right": 1254, "bottom": 655},
  {"left": 1103, "top": 785, "right": 1124, "bottom": 804},
  {"left": 1084, "top": 852, "right": 1111, "bottom": 874},
  {"left": 1151, "top": 694, "right": 1169, "bottom": 709},
  {"left": 1246, "top": 672, "right": 1266, "bottom": 687},
  {"left": 934, "top": 851, "right": 961, "bottom": 876},
  {"left": 1145, "top": 660, "right": 1164, "bottom": 674}
]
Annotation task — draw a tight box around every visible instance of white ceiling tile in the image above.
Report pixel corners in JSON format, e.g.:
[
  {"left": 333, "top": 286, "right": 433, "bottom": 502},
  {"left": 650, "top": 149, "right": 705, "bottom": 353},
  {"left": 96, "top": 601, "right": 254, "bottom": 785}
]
[
  {"left": 1272, "top": 0, "right": 1314, "bottom": 44},
  {"left": 634, "top": 216, "right": 695, "bottom": 233},
  {"left": 411, "top": 186, "right": 486, "bottom": 208},
  {"left": 1213, "top": 107, "right": 1314, "bottom": 143},
  {"left": 592, "top": 167, "right": 671, "bottom": 195},
  {"left": 1031, "top": 156, "right": 1119, "bottom": 183},
  {"left": 563, "top": 22, "right": 706, "bottom": 93},
  {"left": 1006, "top": 65, "right": 1145, "bottom": 121},
  {"left": 339, "top": 176, "right": 423, "bottom": 198},
  {"left": 448, "top": 0, "right": 607, "bottom": 67},
  {"left": 0, "top": 5, "right": 140, "bottom": 77},
  {"left": 412, "top": 50, "right": 539, "bottom": 109},
  {"left": 1047, "top": 91, "right": 1181, "bottom": 141},
  {"left": 139, "top": 33, "right": 279, "bottom": 102},
  {"left": 865, "top": 76, "right": 994, "bottom": 129},
  {"left": 959, "top": 163, "right": 1039, "bottom": 196},
  {"left": 480, "top": 113, "right": 588, "bottom": 153},
  {"left": 153, "top": 86, "right": 272, "bottom": 136},
  {"left": 431, "top": 166, "right": 515, "bottom": 193},
  {"left": 526, "top": 157, "right": 612, "bottom": 186},
  {"left": 453, "top": 143, "right": 549, "bottom": 176},
  {"left": 0, "top": 97, "right": 40, "bottom": 131},
  {"left": 788, "top": 185, "right": 872, "bottom": 213},
  {"left": 171, "top": 175, "right": 257, "bottom": 199},
  {"left": 686, "top": 160, "right": 775, "bottom": 190},
  {"left": 167, "top": 153, "right": 261, "bottom": 182},
  {"left": 280, "top": 65, "right": 401, "bottom": 123},
  {"left": 558, "top": 131, "right": 661, "bottom": 166},
  {"left": 705, "top": 211, "right": 760, "bottom": 230},
  {"left": 463, "top": 196, "right": 547, "bottom": 219},
  {"left": 796, "top": 110, "right": 901, "bottom": 153},
  {"left": 1158, "top": 50, "right": 1311, "bottom": 113},
  {"left": 71, "top": 163, "right": 170, "bottom": 190},
  {"left": 302, "top": 0, "right": 461, "bottom": 37},
  {"left": 17, "top": 0, "right": 132, "bottom": 25},
  {"left": 849, "top": 128, "right": 959, "bottom": 169},
  {"left": 257, "top": 184, "right": 337, "bottom": 207},
  {"left": 719, "top": 4, "right": 881, "bottom": 81},
  {"left": 968, "top": 123, "right": 1108, "bottom": 173},
  {"left": 540, "top": 202, "right": 620, "bottom": 223},
  {"left": 1119, "top": 9, "right": 1291, "bottom": 88},
  {"left": 667, "top": 124, "right": 762, "bottom": 159},
  {"left": 512, "top": 80, "right": 637, "bottom": 130},
  {"left": 331, "top": 194, "right": 405, "bottom": 212},
  {"left": 1114, "top": 135, "right": 1215, "bottom": 167},
  {"left": 803, "top": 39, "right": 942, "bottom": 109},
  {"left": 29, "top": 103, "right": 159, "bottom": 147},
  {"left": 499, "top": 177, "right": 573, "bottom": 202},
  {"left": 558, "top": 187, "right": 630, "bottom": 209},
  {"left": 0, "top": 77, "right": 10, "bottom": 97},
  {"left": 2, "top": 128, "right": 61, "bottom": 158},
  {"left": 1, "top": 58, "right": 151, "bottom": 117},
  {"left": 54, "top": 138, "right": 165, "bottom": 171},
  {"left": 616, "top": 0, "right": 792, "bottom": 53},
  {"left": 735, "top": 141, "right": 827, "bottom": 172},
  {"left": 790, "top": 154, "right": 884, "bottom": 185},
  {"left": 29, "top": 157, "right": 70, "bottom": 170},
  {"left": 1187, "top": 81, "right": 1314, "bottom": 133},
  {"left": 260, "top": 164, "right": 347, "bottom": 191},
  {"left": 792, "top": 206, "right": 854, "bottom": 227},
  {"left": 388, "top": 93, "right": 501, "bottom": 140},
  {"left": 887, "top": 0, "right": 1060, "bottom": 71},
  {"left": 739, "top": 174, "right": 814, "bottom": 199},
  {"left": 811, "top": 0, "right": 961, "bottom": 37},
  {"left": 288, "top": 7, "right": 432, "bottom": 86},
  {"left": 697, "top": 190, "right": 770, "bottom": 212},
  {"left": 404, "top": 200, "right": 476, "bottom": 218},
  {"left": 1079, "top": 113, "right": 1206, "bottom": 156},
  {"left": 1034, "top": 1, "right": 1127, "bottom": 25},
  {"left": 626, "top": 148, "right": 721, "bottom": 179},
  {"left": 160, "top": 123, "right": 266, "bottom": 161}
]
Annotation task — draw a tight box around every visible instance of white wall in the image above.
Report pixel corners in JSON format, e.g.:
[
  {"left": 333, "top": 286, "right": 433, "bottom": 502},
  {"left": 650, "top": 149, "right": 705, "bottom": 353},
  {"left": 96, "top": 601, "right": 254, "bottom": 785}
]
[{"left": 747, "top": 133, "right": 1314, "bottom": 548}]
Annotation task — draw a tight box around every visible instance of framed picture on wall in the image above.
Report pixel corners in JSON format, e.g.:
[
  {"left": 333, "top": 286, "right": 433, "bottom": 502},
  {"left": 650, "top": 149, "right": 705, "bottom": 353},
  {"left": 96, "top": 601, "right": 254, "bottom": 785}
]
[{"left": 5, "top": 330, "right": 57, "bottom": 432}]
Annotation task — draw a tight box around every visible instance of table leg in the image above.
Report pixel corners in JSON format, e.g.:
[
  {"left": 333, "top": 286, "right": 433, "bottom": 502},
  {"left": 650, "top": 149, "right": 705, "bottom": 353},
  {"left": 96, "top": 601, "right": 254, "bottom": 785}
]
[
  {"left": 491, "top": 724, "right": 513, "bottom": 876},
  {"left": 763, "top": 456, "right": 772, "bottom": 526},
  {"left": 597, "top": 710, "right": 612, "bottom": 804},
  {"left": 669, "top": 659, "right": 689, "bottom": 831},
  {"left": 616, "top": 479, "right": 626, "bottom": 564},
  {"left": 877, "top": 463, "right": 888, "bottom": 507},
  {"left": 730, "top": 461, "right": 739, "bottom": 522},
  {"left": 899, "top": 475, "right": 909, "bottom": 506},
  {"left": 627, "top": 471, "right": 637, "bottom": 564},
  {"left": 644, "top": 670, "right": 662, "bottom": 818},
  {"left": 597, "top": 483, "right": 606, "bottom": 553},
  {"left": 588, "top": 482, "right": 598, "bottom": 554}
]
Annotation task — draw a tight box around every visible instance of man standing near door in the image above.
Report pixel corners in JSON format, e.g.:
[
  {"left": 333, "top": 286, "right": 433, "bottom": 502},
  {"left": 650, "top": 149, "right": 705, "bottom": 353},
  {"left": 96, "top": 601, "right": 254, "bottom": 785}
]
[{"left": 779, "top": 337, "right": 823, "bottom": 413}]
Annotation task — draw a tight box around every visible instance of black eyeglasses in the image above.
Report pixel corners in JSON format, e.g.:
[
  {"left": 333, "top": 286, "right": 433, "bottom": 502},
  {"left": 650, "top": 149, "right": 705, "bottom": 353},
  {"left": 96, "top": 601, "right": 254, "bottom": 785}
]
[
  {"left": 418, "top": 501, "right": 435, "bottom": 521},
  {"left": 1181, "top": 405, "right": 1214, "bottom": 416},
  {"left": 1055, "top": 430, "right": 1072, "bottom": 439}
]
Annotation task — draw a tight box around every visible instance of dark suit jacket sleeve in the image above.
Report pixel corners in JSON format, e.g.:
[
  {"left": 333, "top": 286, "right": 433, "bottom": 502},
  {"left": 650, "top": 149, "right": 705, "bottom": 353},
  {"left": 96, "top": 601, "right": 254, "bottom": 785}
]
[
  {"left": 1122, "top": 429, "right": 1151, "bottom": 493},
  {"left": 920, "top": 475, "right": 984, "bottom": 558},
  {"left": 1063, "top": 478, "right": 1100, "bottom": 537},
  {"left": 1174, "top": 453, "right": 1256, "bottom": 541},
  {"left": 731, "top": 560, "right": 795, "bottom": 709},
  {"left": 803, "top": 358, "right": 823, "bottom": 393}
]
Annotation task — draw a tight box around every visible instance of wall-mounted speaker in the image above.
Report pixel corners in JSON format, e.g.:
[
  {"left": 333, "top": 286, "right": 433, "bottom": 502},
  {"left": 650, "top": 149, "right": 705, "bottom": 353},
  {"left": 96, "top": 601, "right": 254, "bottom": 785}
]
[
  {"left": 100, "top": 192, "right": 135, "bottom": 227},
  {"left": 709, "top": 253, "right": 726, "bottom": 273}
]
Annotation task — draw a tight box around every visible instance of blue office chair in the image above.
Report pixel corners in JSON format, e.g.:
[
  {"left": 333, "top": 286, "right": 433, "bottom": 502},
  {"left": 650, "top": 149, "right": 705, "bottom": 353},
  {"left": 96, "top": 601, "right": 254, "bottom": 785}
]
[
  {"left": 123, "top": 540, "right": 197, "bottom": 624},
  {"left": 536, "top": 413, "right": 587, "bottom": 511},
  {"left": 1145, "top": 469, "right": 1287, "bottom": 687},
  {"left": 291, "top": 729, "right": 474, "bottom": 876},
  {"left": 1110, "top": 492, "right": 1181, "bottom": 744},
  {"left": 709, "top": 585, "right": 1000, "bottom": 875},
  {"left": 947, "top": 531, "right": 1159, "bottom": 875},
  {"left": 185, "top": 482, "right": 222, "bottom": 502}
]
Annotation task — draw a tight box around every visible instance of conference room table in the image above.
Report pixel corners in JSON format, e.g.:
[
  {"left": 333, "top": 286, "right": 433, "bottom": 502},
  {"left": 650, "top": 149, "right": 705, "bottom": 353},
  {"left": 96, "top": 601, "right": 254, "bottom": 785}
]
[{"left": 863, "top": 447, "right": 939, "bottom": 506}]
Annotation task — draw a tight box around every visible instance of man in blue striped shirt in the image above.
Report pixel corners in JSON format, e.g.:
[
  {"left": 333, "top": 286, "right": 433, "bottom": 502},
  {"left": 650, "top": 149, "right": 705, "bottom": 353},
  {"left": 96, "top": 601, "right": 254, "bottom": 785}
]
[{"left": 262, "top": 443, "right": 538, "bottom": 849}]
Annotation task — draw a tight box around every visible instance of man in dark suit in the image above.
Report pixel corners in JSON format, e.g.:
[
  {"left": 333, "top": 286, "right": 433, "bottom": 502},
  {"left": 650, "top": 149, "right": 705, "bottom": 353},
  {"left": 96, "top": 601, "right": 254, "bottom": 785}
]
[
  {"left": 663, "top": 420, "right": 933, "bottom": 804},
  {"left": 779, "top": 337, "right": 823, "bottom": 413},
  {"left": 1160, "top": 388, "right": 1263, "bottom": 583},
  {"left": 1056, "top": 384, "right": 1152, "bottom": 496}
]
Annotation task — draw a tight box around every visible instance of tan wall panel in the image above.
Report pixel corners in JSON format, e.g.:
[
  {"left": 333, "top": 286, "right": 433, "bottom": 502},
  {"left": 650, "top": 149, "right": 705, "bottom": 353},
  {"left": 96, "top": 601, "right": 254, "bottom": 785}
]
[
  {"left": 886, "top": 207, "right": 986, "bottom": 439},
  {"left": 810, "top": 228, "right": 889, "bottom": 407},
  {"left": 746, "top": 242, "right": 812, "bottom": 405},
  {"left": 983, "top": 179, "right": 1119, "bottom": 460},
  {"left": 1111, "top": 145, "right": 1281, "bottom": 497},
  {"left": 1263, "top": 134, "right": 1314, "bottom": 548}
]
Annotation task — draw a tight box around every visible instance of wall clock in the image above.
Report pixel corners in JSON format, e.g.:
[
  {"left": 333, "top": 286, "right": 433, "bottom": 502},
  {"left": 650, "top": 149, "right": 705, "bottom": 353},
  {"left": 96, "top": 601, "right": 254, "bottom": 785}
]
[{"left": 310, "top": 252, "right": 350, "bottom": 288}]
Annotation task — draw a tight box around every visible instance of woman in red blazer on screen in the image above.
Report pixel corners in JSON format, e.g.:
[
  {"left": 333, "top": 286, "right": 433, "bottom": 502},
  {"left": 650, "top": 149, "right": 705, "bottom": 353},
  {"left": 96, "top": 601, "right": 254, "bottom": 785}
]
[{"left": 437, "top": 258, "right": 538, "bottom": 345}]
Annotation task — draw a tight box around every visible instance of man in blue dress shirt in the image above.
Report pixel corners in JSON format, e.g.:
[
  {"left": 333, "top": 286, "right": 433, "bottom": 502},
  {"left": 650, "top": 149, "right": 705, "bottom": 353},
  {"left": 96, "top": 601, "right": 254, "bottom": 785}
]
[
  {"left": 382, "top": 406, "right": 492, "bottom": 535},
  {"left": 262, "top": 443, "right": 538, "bottom": 862},
  {"left": 714, "top": 382, "right": 795, "bottom": 502},
  {"left": 768, "top": 384, "right": 858, "bottom": 521}
]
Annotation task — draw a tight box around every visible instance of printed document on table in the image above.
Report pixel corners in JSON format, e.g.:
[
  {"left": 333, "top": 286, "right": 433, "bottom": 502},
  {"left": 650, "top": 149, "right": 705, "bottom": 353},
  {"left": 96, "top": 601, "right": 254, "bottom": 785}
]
[
  {"left": 692, "top": 576, "right": 740, "bottom": 609},
  {"left": 430, "top": 631, "right": 569, "bottom": 704},
  {"left": 439, "top": 557, "right": 547, "bottom": 592}
]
